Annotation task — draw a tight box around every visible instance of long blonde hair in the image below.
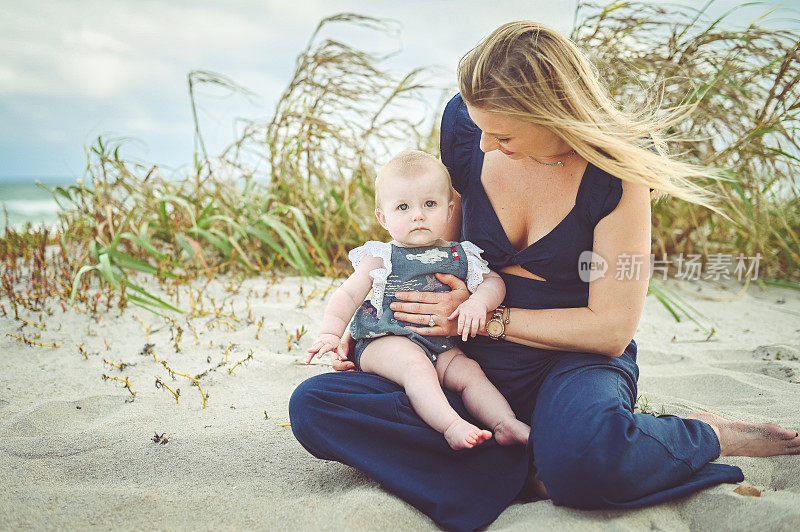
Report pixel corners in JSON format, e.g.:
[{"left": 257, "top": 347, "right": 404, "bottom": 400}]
[{"left": 458, "top": 21, "right": 721, "bottom": 210}]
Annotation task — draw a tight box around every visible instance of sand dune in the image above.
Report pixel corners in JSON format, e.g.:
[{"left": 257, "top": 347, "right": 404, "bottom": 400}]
[{"left": 1, "top": 277, "right": 798, "bottom": 530}]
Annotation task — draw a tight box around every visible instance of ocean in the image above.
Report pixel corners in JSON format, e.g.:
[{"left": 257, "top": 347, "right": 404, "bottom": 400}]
[{"left": 0, "top": 178, "right": 75, "bottom": 231}]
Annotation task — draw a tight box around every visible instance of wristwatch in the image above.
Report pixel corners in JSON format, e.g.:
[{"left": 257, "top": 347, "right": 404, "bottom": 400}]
[{"left": 486, "top": 305, "right": 509, "bottom": 340}]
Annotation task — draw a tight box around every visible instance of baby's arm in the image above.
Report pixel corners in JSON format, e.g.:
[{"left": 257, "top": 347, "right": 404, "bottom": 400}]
[
  {"left": 447, "top": 271, "right": 505, "bottom": 341},
  {"left": 305, "top": 254, "right": 384, "bottom": 363}
]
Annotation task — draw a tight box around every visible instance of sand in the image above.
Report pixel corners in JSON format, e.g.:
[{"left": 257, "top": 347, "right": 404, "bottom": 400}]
[{"left": 1, "top": 276, "right": 799, "bottom": 530}]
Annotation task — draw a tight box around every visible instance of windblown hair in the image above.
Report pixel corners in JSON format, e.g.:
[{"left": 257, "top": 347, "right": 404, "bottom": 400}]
[
  {"left": 375, "top": 150, "right": 454, "bottom": 209},
  {"left": 458, "top": 21, "right": 721, "bottom": 210}
]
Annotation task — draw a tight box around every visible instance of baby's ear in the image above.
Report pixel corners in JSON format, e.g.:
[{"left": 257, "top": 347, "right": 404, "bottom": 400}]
[
  {"left": 447, "top": 201, "right": 455, "bottom": 220},
  {"left": 375, "top": 208, "right": 387, "bottom": 229}
]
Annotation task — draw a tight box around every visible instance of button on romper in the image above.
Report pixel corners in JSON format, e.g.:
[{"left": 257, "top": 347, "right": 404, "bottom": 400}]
[{"left": 289, "top": 93, "right": 744, "bottom": 532}]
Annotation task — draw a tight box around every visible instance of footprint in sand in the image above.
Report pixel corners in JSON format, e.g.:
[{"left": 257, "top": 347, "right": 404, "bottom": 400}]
[
  {"left": 0, "top": 395, "right": 123, "bottom": 438},
  {"left": 0, "top": 396, "right": 126, "bottom": 458},
  {"left": 752, "top": 344, "right": 800, "bottom": 362},
  {"left": 713, "top": 362, "right": 799, "bottom": 384}
]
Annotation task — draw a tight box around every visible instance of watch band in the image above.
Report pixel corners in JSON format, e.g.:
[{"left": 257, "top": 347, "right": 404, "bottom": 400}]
[{"left": 486, "top": 305, "right": 507, "bottom": 340}]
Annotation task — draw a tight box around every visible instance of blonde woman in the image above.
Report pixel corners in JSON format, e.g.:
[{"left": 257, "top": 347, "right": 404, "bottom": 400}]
[{"left": 289, "top": 21, "right": 800, "bottom": 531}]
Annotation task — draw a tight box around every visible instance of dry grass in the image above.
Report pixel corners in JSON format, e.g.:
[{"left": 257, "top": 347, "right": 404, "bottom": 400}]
[
  {"left": 1, "top": 4, "right": 798, "bottom": 317},
  {"left": 573, "top": 1, "right": 800, "bottom": 281}
]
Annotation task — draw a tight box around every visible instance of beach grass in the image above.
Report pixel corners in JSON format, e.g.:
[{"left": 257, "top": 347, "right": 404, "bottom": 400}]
[{"left": 1, "top": 3, "right": 798, "bottom": 317}]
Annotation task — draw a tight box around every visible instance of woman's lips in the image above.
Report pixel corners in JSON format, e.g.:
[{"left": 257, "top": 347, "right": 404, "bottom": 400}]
[{"left": 499, "top": 148, "right": 514, "bottom": 155}]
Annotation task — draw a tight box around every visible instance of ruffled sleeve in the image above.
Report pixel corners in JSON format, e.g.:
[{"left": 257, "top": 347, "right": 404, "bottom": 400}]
[
  {"left": 460, "top": 241, "right": 491, "bottom": 293},
  {"left": 440, "top": 93, "right": 481, "bottom": 194},
  {"left": 580, "top": 166, "right": 624, "bottom": 227},
  {"left": 348, "top": 241, "right": 393, "bottom": 318}
]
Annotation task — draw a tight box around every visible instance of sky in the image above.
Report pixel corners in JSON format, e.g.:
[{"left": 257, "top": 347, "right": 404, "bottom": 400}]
[{"left": 1, "top": 0, "right": 796, "bottom": 182}]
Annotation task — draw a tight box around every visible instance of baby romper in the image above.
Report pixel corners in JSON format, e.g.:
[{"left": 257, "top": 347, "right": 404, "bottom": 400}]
[{"left": 348, "top": 240, "right": 489, "bottom": 369}]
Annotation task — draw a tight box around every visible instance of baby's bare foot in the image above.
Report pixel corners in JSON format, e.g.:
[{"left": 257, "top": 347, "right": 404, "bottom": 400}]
[
  {"left": 688, "top": 412, "right": 800, "bottom": 457},
  {"left": 444, "top": 419, "right": 493, "bottom": 450},
  {"left": 493, "top": 418, "right": 531, "bottom": 446}
]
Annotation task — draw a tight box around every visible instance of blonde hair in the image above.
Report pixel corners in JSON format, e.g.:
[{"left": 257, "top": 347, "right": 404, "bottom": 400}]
[
  {"left": 375, "top": 150, "right": 454, "bottom": 209},
  {"left": 458, "top": 21, "right": 721, "bottom": 210}
]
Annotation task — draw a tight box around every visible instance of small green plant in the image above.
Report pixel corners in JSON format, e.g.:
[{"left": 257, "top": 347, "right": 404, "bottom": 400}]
[{"left": 635, "top": 394, "right": 667, "bottom": 416}]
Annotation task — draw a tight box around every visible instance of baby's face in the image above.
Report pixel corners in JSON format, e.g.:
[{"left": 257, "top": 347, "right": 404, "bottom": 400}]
[{"left": 375, "top": 169, "right": 454, "bottom": 247}]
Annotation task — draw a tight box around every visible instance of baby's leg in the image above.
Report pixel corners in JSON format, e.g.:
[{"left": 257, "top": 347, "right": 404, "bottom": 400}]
[
  {"left": 359, "top": 336, "right": 492, "bottom": 450},
  {"left": 436, "top": 349, "right": 530, "bottom": 446}
]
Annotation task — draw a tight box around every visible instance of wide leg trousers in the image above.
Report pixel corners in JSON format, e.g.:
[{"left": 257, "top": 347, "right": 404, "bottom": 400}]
[{"left": 288, "top": 342, "right": 743, "bottom": 531}]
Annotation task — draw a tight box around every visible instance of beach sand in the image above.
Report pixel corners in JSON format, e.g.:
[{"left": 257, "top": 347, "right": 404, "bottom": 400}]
[{"left": 1, "top": 276, "right": 799, "bottom": 530}]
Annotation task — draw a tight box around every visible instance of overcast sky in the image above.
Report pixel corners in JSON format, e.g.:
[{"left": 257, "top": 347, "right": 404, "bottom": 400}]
[{"left": 0, "top": 0, "right": 795, "bottom": 181}]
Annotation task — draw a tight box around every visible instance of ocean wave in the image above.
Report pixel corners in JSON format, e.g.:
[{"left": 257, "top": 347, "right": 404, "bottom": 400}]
[{"left": 1, "top": 199, "right": 60, "bottom": 216}]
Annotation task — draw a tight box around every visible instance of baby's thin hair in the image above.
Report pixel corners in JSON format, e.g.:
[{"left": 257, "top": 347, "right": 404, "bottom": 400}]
[{"left": 375, "top": 150, "right": 454, "bottom": 208}]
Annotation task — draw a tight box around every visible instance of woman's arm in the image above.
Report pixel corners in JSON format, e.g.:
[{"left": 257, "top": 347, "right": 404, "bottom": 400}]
[{"left": 395, "top": 180, "right": 651, "bottom": 357}]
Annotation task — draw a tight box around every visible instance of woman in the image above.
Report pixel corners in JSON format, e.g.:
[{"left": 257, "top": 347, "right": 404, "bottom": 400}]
[{"left": 289, "top": 21, "right": 800, "bottom": 532}]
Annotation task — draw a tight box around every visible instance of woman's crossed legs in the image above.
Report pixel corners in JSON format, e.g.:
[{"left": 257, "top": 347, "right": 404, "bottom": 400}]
[{"left": 359, "top": 335, "right": 530, "bottom": 450}]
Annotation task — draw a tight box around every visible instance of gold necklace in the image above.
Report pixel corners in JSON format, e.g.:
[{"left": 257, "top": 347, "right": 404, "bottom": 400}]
[{"left": 529, "top": 149, "right": 576, "bottom": 167}]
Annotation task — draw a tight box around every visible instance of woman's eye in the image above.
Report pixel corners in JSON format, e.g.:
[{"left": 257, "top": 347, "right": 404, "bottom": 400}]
[
  {"left": 424, "top": 200, "right": 436, "bottom": 208},
  {"left": 397, "top": 204, "right": 408, "bottom": 211},
  {"left": 496, "top": 137, "right": 510, "bottom": 144}
]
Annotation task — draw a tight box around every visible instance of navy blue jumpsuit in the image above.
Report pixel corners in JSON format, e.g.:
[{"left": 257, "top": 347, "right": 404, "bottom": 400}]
[{"left": 289, "top": 94, "right": 744, "bottom": 532}]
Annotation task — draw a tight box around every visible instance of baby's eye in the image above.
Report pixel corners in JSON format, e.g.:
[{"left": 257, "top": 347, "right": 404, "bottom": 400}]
[
  {"left": 397, "top": 203, "right": 408, "bottom": 211},
  {"left": 424, "top": 200, "right": 437, "bottom": 208}
]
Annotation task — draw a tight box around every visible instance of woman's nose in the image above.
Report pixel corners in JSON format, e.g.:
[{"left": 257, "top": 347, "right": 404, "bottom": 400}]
[{"left": 479, "top": 131, "right": 498, "bottom": 153}]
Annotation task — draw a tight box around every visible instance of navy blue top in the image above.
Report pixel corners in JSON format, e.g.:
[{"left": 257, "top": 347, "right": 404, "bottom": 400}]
[{"left": 440, "top": 93, "right": 623, "bottom": 310}]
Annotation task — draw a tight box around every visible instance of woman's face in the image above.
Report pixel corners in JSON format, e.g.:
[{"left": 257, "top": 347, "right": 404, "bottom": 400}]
[{"left": 466, "top": 103, "right": 569, "bottom": 161}]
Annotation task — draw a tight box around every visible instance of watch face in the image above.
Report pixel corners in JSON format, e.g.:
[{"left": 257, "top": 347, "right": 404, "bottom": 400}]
[{"left": 486, "top": 320, "right": 504, "bottom": 337}]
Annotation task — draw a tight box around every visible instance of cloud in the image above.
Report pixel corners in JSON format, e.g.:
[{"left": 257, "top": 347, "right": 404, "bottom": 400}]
[
  {"left": 0, "top": 0, "right": 303, "bottom": 99},
  {"left": 0, "top": 0, "right": 794, "bottom": 179}
]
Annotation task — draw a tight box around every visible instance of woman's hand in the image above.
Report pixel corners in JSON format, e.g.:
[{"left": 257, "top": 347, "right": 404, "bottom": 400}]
[
  {"left": 390, "top": 273, "right": 470, "bottom": 336},
  {"left": 332, "top": 330, "right": 356, "bottom": 372}
]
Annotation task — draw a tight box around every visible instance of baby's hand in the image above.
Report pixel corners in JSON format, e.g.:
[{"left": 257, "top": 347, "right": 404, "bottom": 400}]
[
  {"left": 306, "top": 333, "right": 341, "bottom": 364},
  {"left": 447, "top": 298, "right": 489, "bottom": 341}
]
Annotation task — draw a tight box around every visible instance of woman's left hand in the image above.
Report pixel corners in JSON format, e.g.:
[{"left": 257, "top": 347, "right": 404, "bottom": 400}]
[{"left": 390, "top": 273, "right": 470, "bottom": 336}]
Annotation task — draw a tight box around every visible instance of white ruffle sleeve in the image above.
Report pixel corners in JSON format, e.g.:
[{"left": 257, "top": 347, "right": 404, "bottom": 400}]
[
  {"left": 461, "top": 240, "right": 491, "bottom": 293},
  {"left": 348, "top": 241, "right": 393, "bottom": 318}
]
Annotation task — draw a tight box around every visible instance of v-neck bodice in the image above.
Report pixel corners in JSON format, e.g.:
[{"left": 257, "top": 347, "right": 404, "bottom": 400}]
[
  {"left": 476, "top": 152, "right": 590, "bottom": 256},
  {"left": 440, "top": 93, "right": 624, "bottom": 309}
]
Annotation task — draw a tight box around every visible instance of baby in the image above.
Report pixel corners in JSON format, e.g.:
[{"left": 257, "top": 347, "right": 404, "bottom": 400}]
[{"left": 306, "top": 150, "right": 530, "bottom": 450}]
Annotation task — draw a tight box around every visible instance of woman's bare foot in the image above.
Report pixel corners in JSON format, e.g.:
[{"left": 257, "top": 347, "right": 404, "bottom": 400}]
[
  {"left": 493, "top": 418, "right": 531, "bottom": 446},
  {"left": 688, "top": 412, "right": 800, "bottom": 457},
  {"left": 444, "top": 419, "right": 492, "bottom": 450}
]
